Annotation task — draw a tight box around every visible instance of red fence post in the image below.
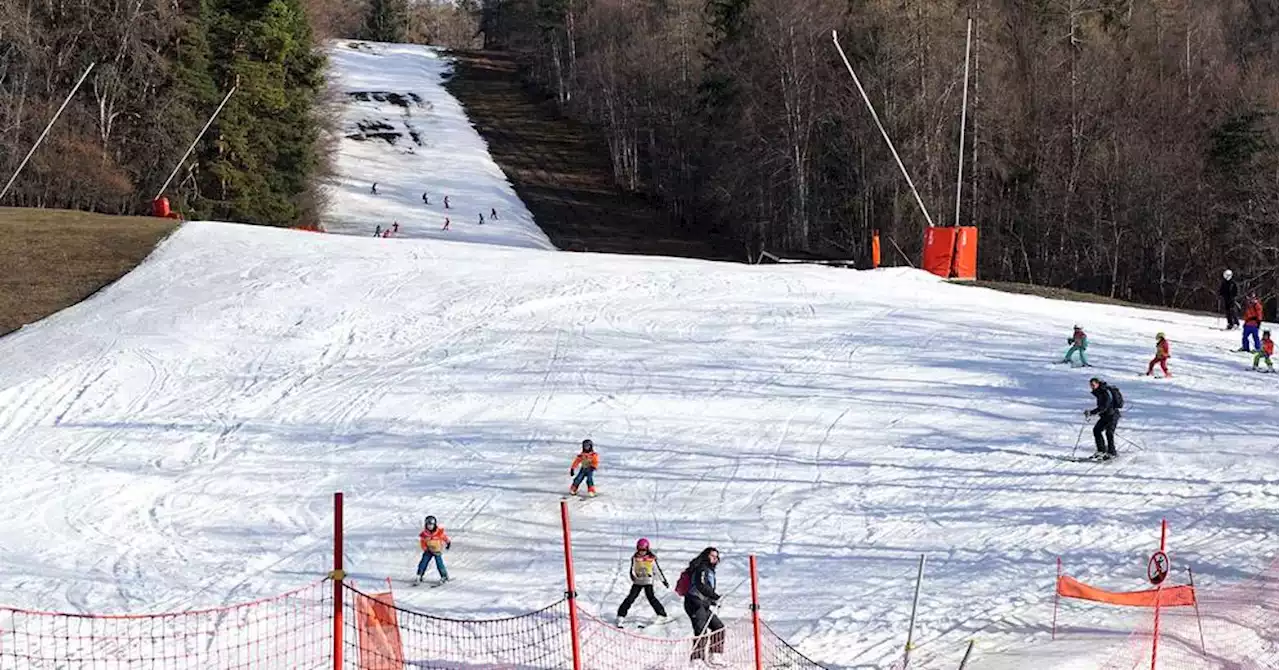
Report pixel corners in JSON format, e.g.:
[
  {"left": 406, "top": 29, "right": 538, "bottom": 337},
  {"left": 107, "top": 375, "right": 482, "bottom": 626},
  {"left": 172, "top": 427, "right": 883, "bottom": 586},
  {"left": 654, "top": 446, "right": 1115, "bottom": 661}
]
[
  {"left": 333, "top": 492, "right": 344, "bottom": 670},
  {"left": 749, "top": 555, "right": 764, "bottom": 670},
  {"left": 1151, "top": 519, "right": 1168, "bottom": 670},
  {"left": 560, "top": 500, "right": 583, "bottom": 670},
  {"left": 1052, "top": 556, "right": 1061, "bottom": 640}
]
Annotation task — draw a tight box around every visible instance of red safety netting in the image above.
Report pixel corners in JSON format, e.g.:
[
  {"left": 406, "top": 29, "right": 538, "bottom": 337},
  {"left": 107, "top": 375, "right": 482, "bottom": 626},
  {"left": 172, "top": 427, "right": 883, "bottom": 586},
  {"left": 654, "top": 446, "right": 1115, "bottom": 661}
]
[
  {"left": 0, "top": 580, "right": 331, "bottom": 669},
  {"left": 1099, "top": 558, "right": 1279, "bottom": 670}
]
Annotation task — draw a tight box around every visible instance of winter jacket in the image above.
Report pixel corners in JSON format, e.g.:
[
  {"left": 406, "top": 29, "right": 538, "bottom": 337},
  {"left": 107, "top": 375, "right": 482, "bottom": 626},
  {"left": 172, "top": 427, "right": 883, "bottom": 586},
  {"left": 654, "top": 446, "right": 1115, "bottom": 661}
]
[
  {"left": 1263, "top": 339, "right": 1275, "bottom": 356},
  {"left": 1153, "top": 338, "right": 1169, "bottom": 360},
  {"left": 1067, "top": 330, "right": 1088, "bottom": 349},
  {"left": 1219, "top": 278, "right": 1238, "bottom": 302},
  {"left": 571, "top": 452, "right": 599, "bottom": 472},
  {"left": 1243, "top": 301, "right": 1264, "bottom": 327},
  {"left": 420, "top": 526, "right": 451, "bottom": 554},
  {"left": 684, "top": 561, "right": 720, "bottom": 605},
  {"left": 1089, "top": 384, "right": 1118, "bottom": 417},
  {"left": 630, "top": 551, "right": 667, "bottom": 586}
]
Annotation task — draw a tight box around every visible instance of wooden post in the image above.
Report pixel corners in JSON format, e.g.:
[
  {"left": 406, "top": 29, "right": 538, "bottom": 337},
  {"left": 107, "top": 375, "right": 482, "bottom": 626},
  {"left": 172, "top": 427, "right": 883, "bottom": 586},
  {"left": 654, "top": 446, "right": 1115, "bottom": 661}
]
[
  {"left": 333, "top": 492, "right": 344, "bottom": 670},
  {"left": 749, "top": 555, "right": 764, "bottom": 670},
  {"left": 560, "top": 500, "right": 583, "bottom": 670}
]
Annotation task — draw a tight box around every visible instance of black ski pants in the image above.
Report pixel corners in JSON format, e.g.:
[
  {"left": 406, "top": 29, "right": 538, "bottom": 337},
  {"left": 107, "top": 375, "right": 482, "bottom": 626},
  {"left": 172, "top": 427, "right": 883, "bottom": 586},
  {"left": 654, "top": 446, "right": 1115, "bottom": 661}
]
[
  {"left": 684, "top": 598, "right": 724, "bottom": 660},
  {"left": 1093, "top": 412, "right": 1118, "bottom": 455},
  {"left": 617, "top": 584, "right": 666, "bottom": 617},
  {"left": 1223, "top": 299, "right": 1240, "bottom": 329}
]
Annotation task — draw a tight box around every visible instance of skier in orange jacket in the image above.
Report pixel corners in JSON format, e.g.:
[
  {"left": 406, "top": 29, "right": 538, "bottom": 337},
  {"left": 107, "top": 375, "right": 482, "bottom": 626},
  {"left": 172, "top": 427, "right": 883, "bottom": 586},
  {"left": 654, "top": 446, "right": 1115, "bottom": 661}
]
[
  {"left": 570, "top": 439, "right": 599, "bottom": 497},
  {"left": 416, "top": 516, "right": 451, "bottom": 584}
]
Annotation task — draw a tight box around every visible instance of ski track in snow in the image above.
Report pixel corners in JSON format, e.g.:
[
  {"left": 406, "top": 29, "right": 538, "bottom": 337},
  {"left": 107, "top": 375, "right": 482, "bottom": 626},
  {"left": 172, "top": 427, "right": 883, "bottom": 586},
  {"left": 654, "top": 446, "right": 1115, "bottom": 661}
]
[{"left": 0, "top": 40, "right": 1274, "bottom": 670}]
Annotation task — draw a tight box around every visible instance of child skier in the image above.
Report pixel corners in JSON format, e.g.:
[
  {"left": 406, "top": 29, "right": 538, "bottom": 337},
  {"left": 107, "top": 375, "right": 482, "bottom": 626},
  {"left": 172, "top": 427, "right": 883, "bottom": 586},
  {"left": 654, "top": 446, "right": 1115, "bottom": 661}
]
[
  {"left": 1145, "top": 332, "right": 1171, "bottom": 377},
  {"left": 1241, "top": 295, "right": 1264, "bottom": 352},
  {"left": 416, "top": 516, "right": 451, "bottom": 584},
  {"left": 569, "top": 439, "right": 598, "bottom": 497},
  {"left": 1253, "top": 331, "right": 1275, "bottom": 373},
  {"left": 616, "top": 538, "right": 669, "bottom": 625},
  {"left": 1061, "top": 325, "right": 1090, "bottom": 367}
]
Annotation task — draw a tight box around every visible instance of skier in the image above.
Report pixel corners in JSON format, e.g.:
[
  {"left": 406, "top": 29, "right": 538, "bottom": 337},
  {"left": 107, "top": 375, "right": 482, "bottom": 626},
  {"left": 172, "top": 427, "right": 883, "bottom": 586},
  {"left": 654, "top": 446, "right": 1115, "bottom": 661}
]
[
  {"left": 1219, "top": 270, "right": 1239, "bottom": 330},
  {"left": 569, "top": 439, "right": 598, "bottom": 497},
  {"left": 680, "top": 547, "right": 724, "bottom": 662},
  {"left": 443, "top": 195, "right": 450, "bottom": 209},
  {"left": 371, "top": 182, "right": 378, "bottom": 195},
  {"left": 490, "top": 207, "right": 498, "bottom": 220},
  {"left": 422, "top": 192, "right": 430, "bottom": 205},
  {"left": 1061, "top": 325, "right": 1090, "bottom": 367},
  {"left": 478, "top": 212, "right": 485, "bottom": 225},
  {"left": 1240, "top": 294, "right": 1263, "bottom": 352},
  {"left": 374, "top": 225, "right": 382, "bottom": 237},
  {"left": 441, "top": 217, "right": 450, "bottom": 231},
  {"left": 616, "top": 538, "right": 669, "bottom": 625},
  {"left": 1253, "top": 330, "right": 1275, "bottom": 373},
  {"left": 392, "top": 222, "right": 399, "bottom": 234},
  {"left": 1084, "top": 377, "right": 1121, "bottom": 460},
  {"left": 1145, "top": 332, "right": 1171, "bottom": 377},
  {"left": 416, "top": 516, "right": 451, "bottom": 584}
]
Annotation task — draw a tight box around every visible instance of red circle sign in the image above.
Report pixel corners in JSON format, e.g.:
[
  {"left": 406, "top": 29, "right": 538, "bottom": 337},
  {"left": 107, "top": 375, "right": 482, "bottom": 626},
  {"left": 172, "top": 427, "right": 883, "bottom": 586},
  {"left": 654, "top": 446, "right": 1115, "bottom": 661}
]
[{"left": 1148, "top": 551, "right": 1170, "bottom": 585}]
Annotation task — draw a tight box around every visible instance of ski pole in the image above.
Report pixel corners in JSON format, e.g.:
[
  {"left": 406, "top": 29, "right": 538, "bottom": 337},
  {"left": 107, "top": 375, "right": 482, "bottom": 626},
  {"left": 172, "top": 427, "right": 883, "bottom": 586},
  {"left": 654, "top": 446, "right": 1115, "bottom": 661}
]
[{"left": 1070, "top": 415, "right": 1089, "bottom": 460}]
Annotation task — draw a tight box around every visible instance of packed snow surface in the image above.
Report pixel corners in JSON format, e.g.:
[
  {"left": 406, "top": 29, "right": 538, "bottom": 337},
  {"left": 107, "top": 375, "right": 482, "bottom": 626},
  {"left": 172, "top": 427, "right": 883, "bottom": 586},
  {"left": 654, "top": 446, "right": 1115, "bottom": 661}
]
[
  {"left": 320, "top": 40, "right": 552, "bottom": 250},
  {"left": 0, "top": 223, "right": 1274, "bottom": 668}
]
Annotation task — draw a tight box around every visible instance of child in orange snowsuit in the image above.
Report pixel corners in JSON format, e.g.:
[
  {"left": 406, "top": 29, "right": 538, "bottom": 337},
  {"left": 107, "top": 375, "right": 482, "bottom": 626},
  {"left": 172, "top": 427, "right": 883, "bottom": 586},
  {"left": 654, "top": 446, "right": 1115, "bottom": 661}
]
[
  {"left": 1253, "top": 331, "right": 1275, "bottom": 372},
  {"left": 570, "top": 439, "right": 599, "bottom": 496},
  {"left": 416, "top": 516, "right": 451, "bottom": 583},
  {"left": 1145, "top": 333, "right": 1171, "bottom": 377}
]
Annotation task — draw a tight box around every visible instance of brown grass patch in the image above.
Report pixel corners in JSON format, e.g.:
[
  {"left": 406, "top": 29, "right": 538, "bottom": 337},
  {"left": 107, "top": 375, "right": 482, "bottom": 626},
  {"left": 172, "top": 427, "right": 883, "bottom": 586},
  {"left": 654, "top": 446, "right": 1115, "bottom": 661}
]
[{"left": 0, "top": 207, "right": 177, "bottom": 336}]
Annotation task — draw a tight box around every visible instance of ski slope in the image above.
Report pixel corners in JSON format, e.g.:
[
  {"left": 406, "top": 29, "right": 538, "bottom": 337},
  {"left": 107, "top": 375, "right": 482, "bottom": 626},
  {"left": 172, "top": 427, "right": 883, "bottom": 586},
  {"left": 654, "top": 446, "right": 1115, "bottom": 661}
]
[
  {"left": 320, "top": 40, "right": 552, "bottom": 250},
  {"left": 0, "top": 221, "right": 1275, "bottom": 668}
]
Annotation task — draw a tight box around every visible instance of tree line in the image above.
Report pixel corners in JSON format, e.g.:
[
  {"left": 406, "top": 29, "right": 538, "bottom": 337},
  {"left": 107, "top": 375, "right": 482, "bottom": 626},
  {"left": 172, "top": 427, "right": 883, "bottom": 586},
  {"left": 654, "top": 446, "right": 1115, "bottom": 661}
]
[{"left": 479, "top": 0, "right": 1277, "bottom": 312}]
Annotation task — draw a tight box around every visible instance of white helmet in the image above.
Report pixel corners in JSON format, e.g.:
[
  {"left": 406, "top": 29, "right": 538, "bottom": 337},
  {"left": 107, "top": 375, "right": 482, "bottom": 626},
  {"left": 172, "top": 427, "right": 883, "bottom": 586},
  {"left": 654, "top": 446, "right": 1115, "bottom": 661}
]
[{"left": 1224, "top": 269, "right": 1233, "bottom": 280}]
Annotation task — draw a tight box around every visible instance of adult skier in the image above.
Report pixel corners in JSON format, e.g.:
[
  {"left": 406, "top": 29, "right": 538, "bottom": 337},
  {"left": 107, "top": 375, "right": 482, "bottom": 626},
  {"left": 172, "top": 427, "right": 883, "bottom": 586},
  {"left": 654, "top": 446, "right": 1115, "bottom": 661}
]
[
  {"left": 1219, "top": 270, "right": 1239, "bottom": 330},
  {"left": 1061, "top": 325, "right": 1090, "bottom": 367},
  {"left": 569, "top": 439, "right": 599, "bottom": 497},
  {"left": 616, "top": 538, "right": 669, "bottom": 625},
  {"left": 1241, "top": 294, "right": 1263, "bottom": 352},
  {"left": 1084, "top": 377, "right": 1121, "bottom": 460},
  {"left": 681, "top": 547, "right": 725, "bottom": 663},
  {"left": 416, "top": 516, "right": 451, "bottom": 584}
]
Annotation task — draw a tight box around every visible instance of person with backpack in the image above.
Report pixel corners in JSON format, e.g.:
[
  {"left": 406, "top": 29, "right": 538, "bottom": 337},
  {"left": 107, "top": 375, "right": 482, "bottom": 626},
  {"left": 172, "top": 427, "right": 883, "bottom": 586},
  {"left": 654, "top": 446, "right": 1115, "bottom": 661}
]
[
  {"left": 1084, "top": 377, "right": 1122, "bottom": 460},
  {"left": 1253, "top": 330, "right": 1275, "bottom": 373},
  {"left": 569, "top": 439, "right": 598, "bottom": 497},
  {"left": 416, "top": 516, "right": 451, "bottom": 584},
  {"left": 677, "top": 547, "right": 725, "bottom": 662},
  {"left": 1145, "top": 332, "right": 1171, "bottom": 378},
  {"left": 1219, "top": 270, "right": 1239, "bottom": 330},
  {"left": 1060, "top": 325, "right": 1090, "bottom": 367},
  {"left": 616, "top": 538, "right": 669, "bottom": 625},
  {"left": 1240, "top": 294, "right": 1264, "bottom": 352}
]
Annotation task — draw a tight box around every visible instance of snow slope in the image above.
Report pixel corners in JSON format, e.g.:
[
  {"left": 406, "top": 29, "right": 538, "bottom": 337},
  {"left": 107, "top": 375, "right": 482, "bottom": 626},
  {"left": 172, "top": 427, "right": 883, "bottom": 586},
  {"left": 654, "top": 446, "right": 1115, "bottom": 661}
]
[
  {"left": 0, "top": 221, "right": 1274, "bottom": 668},
  {"left": 320, "top": 40, "right": 553, "bottom": 250}
]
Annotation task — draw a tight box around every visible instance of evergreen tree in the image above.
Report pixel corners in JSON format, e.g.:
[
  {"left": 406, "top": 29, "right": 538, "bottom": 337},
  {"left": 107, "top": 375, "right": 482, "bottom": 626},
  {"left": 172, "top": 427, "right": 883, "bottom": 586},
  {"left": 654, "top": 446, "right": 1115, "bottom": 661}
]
[{"left": 361, "top": 0, "right": 409, "bottom": 43}]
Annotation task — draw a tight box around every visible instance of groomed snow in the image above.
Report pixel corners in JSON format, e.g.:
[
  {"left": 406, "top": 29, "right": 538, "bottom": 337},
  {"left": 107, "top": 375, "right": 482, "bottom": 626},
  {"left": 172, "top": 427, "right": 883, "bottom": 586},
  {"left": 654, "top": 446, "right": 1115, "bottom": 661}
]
[
  {"left": 320, "top": 40, "right": 553, "bottom": 250},
  {"left": 0, "top": 37, "right": 1274, "bottom": 670}
]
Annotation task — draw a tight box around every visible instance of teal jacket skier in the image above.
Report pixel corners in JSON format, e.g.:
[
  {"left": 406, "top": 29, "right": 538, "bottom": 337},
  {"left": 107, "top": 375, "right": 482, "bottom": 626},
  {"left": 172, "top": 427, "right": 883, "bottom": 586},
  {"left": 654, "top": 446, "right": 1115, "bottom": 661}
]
[{"left": 1062, "top": 326, "right": 1090, "bottom": 367}]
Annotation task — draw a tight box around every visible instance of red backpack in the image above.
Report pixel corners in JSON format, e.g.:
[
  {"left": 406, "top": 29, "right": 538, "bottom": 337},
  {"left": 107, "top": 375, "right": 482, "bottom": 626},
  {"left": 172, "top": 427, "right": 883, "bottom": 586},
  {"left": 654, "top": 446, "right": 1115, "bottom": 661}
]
[{"left": 674, "top": 569, "right": 692, "bottom": 596}]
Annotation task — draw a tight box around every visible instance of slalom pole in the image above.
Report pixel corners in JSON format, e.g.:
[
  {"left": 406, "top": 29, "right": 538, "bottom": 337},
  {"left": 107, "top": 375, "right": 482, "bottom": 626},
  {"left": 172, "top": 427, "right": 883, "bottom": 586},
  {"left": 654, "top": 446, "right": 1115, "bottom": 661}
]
[{"left": 560, "top": 501, "right": 583, "bottom": 670}]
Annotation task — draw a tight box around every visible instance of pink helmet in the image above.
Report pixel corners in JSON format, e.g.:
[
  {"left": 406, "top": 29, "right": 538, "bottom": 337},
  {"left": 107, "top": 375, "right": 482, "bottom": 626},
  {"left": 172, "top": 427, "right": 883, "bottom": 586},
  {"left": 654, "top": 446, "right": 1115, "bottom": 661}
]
[{"left": 636, "top": 538, "right": 650, "bottom": 551}]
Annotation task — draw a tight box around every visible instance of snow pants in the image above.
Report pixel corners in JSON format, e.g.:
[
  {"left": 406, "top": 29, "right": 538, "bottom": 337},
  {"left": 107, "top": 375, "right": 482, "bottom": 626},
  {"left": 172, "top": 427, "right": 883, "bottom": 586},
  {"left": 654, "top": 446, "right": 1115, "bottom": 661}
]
[
  {"left": 1223, "top": 301, "right": 1239, "bottom": 329},
  {"left": 1242, "top": 325, "right": 1261, "bottom": 351},
  {"left": 571, "top": 467, "right": 595, "bottom": 492},
  {"left": 1253, "top": 352, "right": 1274, "bottom": 370},
  {"left": 1093, "top": 413, "right": 1118, "bottom": 455},
  {"left": 416, "top": 551, "right": 448, "bottom": 580},
  {"left": 1146, "top": 356, "right": 1169, "bottom": 376},
  {"left": 684, "top": 599, "right": 725, "bottom": 660},
  {"left": 618, "top": 584, "right": 667, "bottom": 618},
  {"left": 1063, "top": 345, "right": 1088, "bottom": 366}
]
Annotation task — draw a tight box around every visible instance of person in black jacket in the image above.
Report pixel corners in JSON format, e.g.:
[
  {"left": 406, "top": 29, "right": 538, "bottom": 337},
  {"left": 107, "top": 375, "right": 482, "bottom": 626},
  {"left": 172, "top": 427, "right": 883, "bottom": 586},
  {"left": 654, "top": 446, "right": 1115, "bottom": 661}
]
[
  {"left": 1219, "top": 270, "right": 1239, "bottom": 330},
  {"left": 1085, "top": 377, "right": 1119, "bottom": 459},
  {"left": 683, "top": 547, "right": 725, "bottom": 661}
]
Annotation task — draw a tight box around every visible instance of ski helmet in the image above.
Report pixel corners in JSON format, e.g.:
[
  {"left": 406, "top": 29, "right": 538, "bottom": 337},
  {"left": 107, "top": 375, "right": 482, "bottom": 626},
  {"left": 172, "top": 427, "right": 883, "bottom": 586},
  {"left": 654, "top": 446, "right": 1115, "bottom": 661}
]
[
  {"left": 636, "top": 538, "right": 650, "bottom": 551},
  {"left": 1224, "top": 269, "right": 1233, "bottom": 280},
  {"left": 1156, "top": 332, "right": 1165, "bottom": 339},
  {"left": 582, "top": 439, "right": 594, "bottom": 451},
  {"left": 424, "top": 515, "right": 437, "bottom": 529}
]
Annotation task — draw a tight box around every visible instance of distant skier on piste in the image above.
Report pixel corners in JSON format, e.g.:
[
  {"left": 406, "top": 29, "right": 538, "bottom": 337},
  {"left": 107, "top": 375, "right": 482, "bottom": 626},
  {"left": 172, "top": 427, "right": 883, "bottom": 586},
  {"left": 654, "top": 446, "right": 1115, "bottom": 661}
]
[
  {"left": 1145, "top": 332, "right": 1171, "bottom": 377},
  {"left": 676, "top": 547, "right": 724, "bottom": 662},
  {"left": 1084, "top": 377, "right": 1122, "bottom": 460},
  {"left": 1061, "top": 325, "right": 1090, "bottom": 367},
  {"left": 416, "top": 515, "right": 451, "bottom": 584},
  {"left": 1253, "top": 330, "right": 1275, "bottom": 373},
  {"left": 569, "top": 439, "right": 598, "bottom": 497},
  {"left": 616, "top": 538, "right": 669, "bottom": 625}
]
